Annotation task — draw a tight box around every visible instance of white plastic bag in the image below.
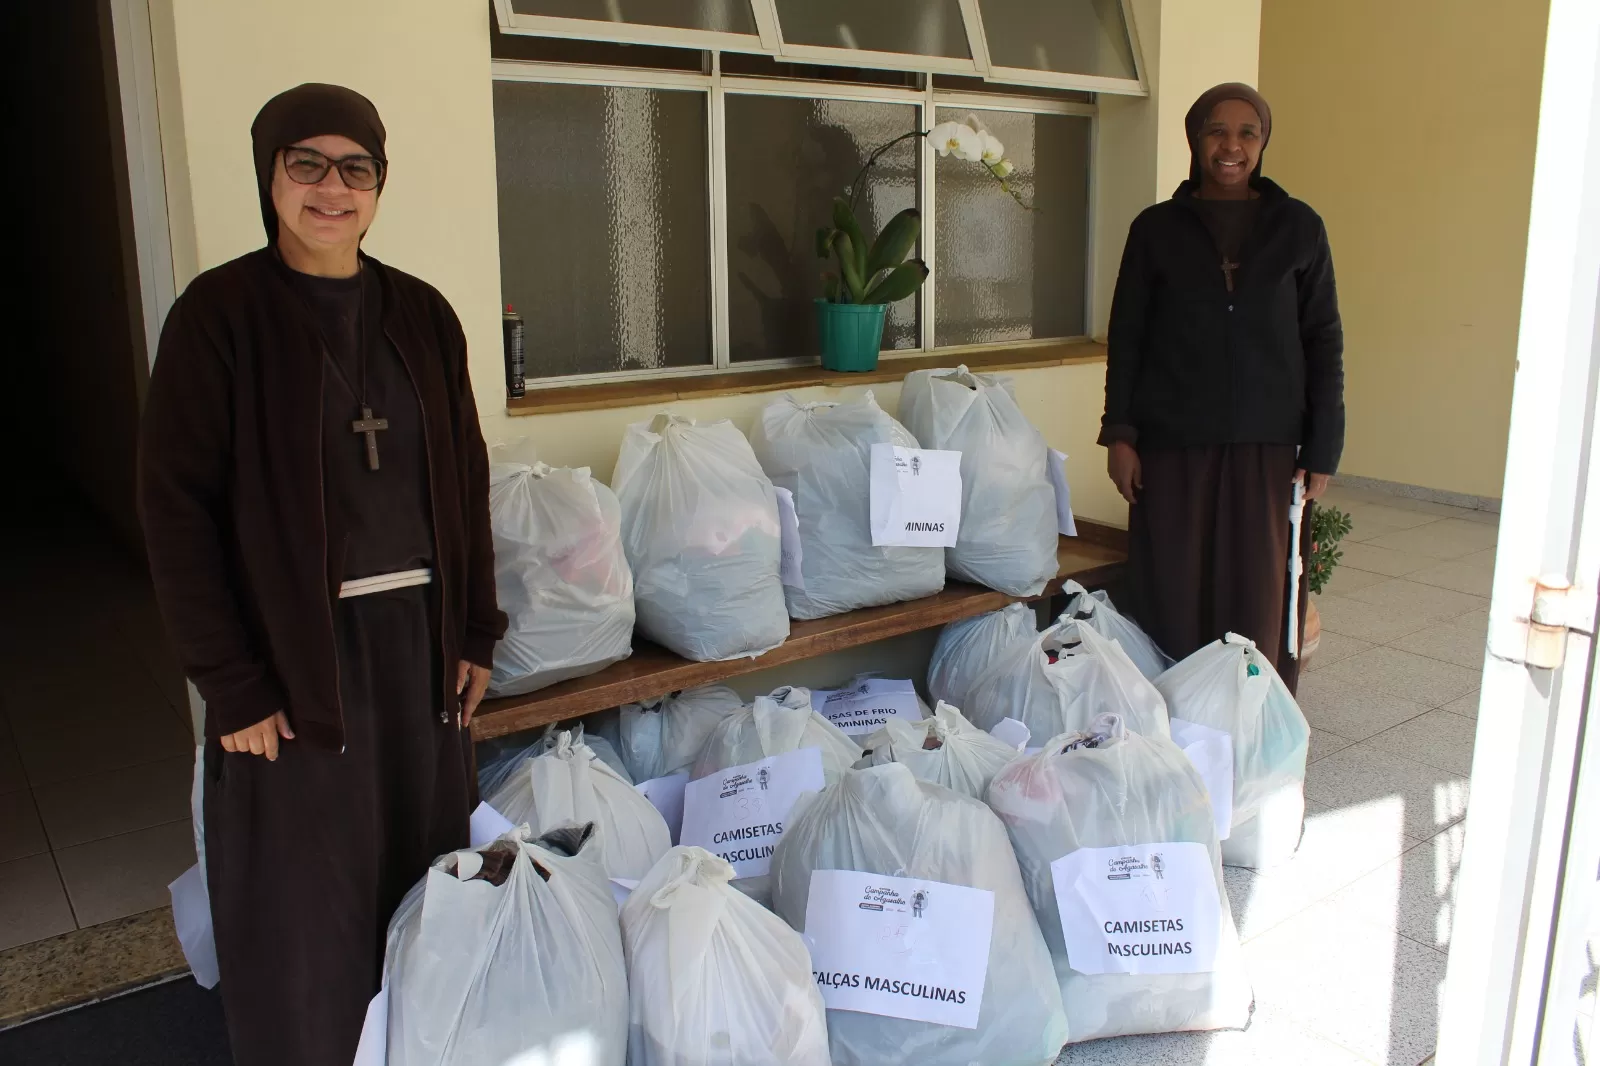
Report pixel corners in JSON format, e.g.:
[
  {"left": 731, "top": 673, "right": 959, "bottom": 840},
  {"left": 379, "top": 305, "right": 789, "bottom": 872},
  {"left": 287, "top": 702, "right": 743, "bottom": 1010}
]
[
  {"left": 749, "top": 393, "right": 945, "bottom": 619},
  {"left": 613, "top": 414, "right": 790, "bottom": 662},
  {"left": 1155, "top": 634, "right": 1311, "bottom": 869},
  {"left": 619, "top": 685, "right": 746, "bottom": 784},
  {"left": 620, "top": 846, "right": 831, "bottom": 1066},
  {"left": 962, "top": 617, "right": 1170, "bottom": 741},
  {"left": 690, "top": 687, "right": 862, "bottom": 785},
  {"left": 987, "top": 715, "right": 1253, "bottom": 1041},
  {"left": 479, "top": 723, "right": 633, "bottom": 796},
  {"left": 486, "top": 730, "right": 672, "bottom": 881},
  {"left": 926, "top": 602, "right": 1037, "bottom": 710},
  {"left": 1058, "top": 579, "right": 1172, "bottom": 680},
  {"left": 384, "top": 825, "right": 628, "bottom": 1066},
  {"left": 770, "top": 764, "right": 1068, "bottom": 1065},
  {"left": 488, "top": 462, "right": 636, "bottom": 697},
  {"left": 859, "top": 702, "right": 1020, "bottom": 799},
  {"left": 898, "top": 367, "right": 1058, "bottom": 595}
]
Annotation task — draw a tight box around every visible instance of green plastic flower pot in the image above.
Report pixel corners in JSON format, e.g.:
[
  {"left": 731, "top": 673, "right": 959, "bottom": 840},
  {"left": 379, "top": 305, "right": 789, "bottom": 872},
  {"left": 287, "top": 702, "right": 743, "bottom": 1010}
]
[{"left": 815, "top": 299, "right": 887, "bottom": 373}]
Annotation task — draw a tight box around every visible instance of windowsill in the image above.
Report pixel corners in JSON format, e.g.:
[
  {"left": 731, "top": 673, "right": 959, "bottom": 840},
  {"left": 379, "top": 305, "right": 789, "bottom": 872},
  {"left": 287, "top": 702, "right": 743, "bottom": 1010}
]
[{"left": 504, "top": 339, "right": 1108, "bottom": 416}]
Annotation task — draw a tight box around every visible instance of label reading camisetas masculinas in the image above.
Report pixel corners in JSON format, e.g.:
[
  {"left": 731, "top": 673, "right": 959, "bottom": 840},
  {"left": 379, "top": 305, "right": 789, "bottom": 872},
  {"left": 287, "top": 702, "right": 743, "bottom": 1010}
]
[
  {"left": 810, "top": 678, "right": 924, "bottom": 736},
  {"left": 679, "top": 747, "right": 825, "bottom": 880},
  {"left": 804, "top": 869, "right": 995, "bottom": 1029},
  {"left": 1050, "top": 842, "right": 1223, "bottom": 976},
  {"left": 868, "top": 443, "right": 962, "bottom": 548}
]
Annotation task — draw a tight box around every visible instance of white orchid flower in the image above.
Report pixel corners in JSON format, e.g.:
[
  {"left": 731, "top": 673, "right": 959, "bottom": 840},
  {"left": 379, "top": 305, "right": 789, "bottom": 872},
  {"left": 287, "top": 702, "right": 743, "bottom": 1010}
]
[
  {"left": 929, "top": 121, "right": 983, "bottom": 162},
  {"left": 978, "top": 131, "right": 1005, "bottom": 165}
]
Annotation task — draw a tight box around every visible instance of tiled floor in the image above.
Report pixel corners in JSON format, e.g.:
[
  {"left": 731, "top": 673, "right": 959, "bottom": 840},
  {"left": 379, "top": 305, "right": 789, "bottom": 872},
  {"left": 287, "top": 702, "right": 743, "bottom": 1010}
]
[
  {"left": 1058, "top": 484, "right": 1491, "bottom": 1065},
  {"left": 0, "top": 494, "right": 196, "bottom": 954}
]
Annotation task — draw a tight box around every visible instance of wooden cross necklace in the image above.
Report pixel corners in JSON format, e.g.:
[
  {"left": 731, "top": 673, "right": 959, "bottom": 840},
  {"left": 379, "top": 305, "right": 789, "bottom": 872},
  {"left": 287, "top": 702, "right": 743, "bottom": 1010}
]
[
  {"left": 326, "top": 270, "right": 386, "bottom": 470},
  {"left": 1220, "top": 258, "right": 1240, "bottom": 293}
]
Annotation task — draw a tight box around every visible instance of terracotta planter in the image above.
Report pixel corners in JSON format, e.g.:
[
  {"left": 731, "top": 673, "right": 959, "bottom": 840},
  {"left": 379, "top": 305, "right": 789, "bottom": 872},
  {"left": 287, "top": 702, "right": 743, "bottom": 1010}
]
[{"left": 1301, "top": 598, "right": 1323, "bottom": 660}]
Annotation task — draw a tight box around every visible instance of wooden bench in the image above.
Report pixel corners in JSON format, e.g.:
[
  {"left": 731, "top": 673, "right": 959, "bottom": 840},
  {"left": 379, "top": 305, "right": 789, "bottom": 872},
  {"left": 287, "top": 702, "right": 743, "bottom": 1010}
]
[{"left": 470, "top": 522, "right": 1128, "bottom": 741}]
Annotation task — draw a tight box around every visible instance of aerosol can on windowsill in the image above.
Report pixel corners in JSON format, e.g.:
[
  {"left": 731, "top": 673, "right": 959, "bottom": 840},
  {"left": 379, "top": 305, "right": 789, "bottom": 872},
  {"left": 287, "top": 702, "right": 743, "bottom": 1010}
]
[{"left": 502, "top": 304, "right": 526, "bottom": 399}]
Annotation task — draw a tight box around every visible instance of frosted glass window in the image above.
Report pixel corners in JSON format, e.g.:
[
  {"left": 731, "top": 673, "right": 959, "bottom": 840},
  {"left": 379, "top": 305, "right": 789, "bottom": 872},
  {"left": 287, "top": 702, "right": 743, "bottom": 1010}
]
[
  {"left": 508, "top": 0, "right": 757, "bottom": 34},
  {"left": 724, "top": 95, "right": 920, "bottom": 362},
  {"left": 773, "top": 0, "right": 970, "bottom": 59},
  {"left": 934, "top": 108, "right": 1090, "bottom": 346},
  {"left": 493, "top": 81, "right": 711, "bottom": 377},
  {"left": 980, "top": 0, "right": 1138, "bottom": 81}
]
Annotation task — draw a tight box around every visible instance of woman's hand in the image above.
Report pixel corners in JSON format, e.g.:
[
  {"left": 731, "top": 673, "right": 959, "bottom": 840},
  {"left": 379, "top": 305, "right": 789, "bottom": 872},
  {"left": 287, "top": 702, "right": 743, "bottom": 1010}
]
[
  {"left": 457, "top": 661, "right": 491, "bottom": 725},
  {"left": 1296, "top": 469, "right": 1331, "bottom": 501},
  {"left": 1108, "top": 441, "right": 1142, "bottom": 505},
  {"left": 221, "top": 711, "right": 295, "bottom": 760}
]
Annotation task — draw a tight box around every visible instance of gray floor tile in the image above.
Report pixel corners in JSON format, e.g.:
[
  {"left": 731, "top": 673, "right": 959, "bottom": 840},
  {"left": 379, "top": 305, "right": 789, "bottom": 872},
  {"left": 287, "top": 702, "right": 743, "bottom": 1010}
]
[
  {"left": 1441, "top": 691, "right": 1480, "bottom": 721},
  {"left": 1364, "top": 519, "right": 1499, "bottom": 561},
  {"left": 1314, "top": 595, "right": 1446, "bottom": 644},
  {"left": 1338, "top": 579, "right": 1487, "bottom": 619},
  {"left": 7, "top": 664, "right": 176, "bottom": 741},
  {"left": 1344, "top": 519, "right": 1423, "bottom": 545},
  {"left": 32, "top": 754, "right": 192, "bottom": 850},
  {"left": 1454, "top": 509, "right": 1503, "bottom": 526},
  {"left": 1324, "top": 822, "right": 1466, "bottom": 953},
  {"left": 1336, "top": 541, "right": 1438, "bottom": 578},
  {"left": 1310, "top": 647, "right": 1483, "bottom": 708},
  {"left": 1317, "top": 564, "right": 1390, "bottom": 597},
  {"left": 0, "top": 789, "right": 49, "bottom": 863},
  {"left": 53, "top": 819, "right": 195, "bottom": 928},
  {"left": 0, "top": 853, "right": 76, "bottom": 950},
  {"left": 1303, "top": 629, "right": 1376, "bottom": 673},
  {"left": 1389, "top": 616, "right": 1490, "bottom": 671},
  {"left": 1057, "top": 1012, "right": 1372, "bottom": 1064},
  {"left": 1305, "top": 746, "right": 1470, "bottom": 841},
  {"left": 1407, "top": 552, "right": 1495, "bottom": 598},
  {"left": 1309, "top": 728, "right": 1356, "bottom": 764},
  {"left": 1366, "top": 709, "right": 1479, "bottom": 777},
  {"left": 1243, "top": 897, "right": 1448, "bottom": 1065},
  {"left": 1225, "top": 801, "right": 1418, "bottom": 943},
  {"left": 1298, "top": 674, "right": 1433, "bottom": 740},
  {"left": 15, "top": 703, "right": 191, "bottom": 788},
  {"left": 0, "top": 729, "right": 25, "bottom": 795}
]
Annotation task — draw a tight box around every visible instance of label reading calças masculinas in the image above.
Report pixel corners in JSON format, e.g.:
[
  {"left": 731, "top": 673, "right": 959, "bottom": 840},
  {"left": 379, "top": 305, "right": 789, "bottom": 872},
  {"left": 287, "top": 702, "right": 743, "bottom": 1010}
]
[
  {"left": 803, "top": 869, "right": 995, "bottom": 1029},
  {"left": 1050, "top": 841, "right": 1222, "bottom": 976},
  {"left": 678, "top": 747, "right": 825, "bottom": 879}
]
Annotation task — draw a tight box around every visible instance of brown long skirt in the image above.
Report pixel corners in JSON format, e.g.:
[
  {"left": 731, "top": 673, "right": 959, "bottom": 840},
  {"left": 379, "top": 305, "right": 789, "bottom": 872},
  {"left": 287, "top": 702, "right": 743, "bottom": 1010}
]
[
  {"left": 203, "top": 584, "right": 472, "bottom": 1066},
  {"left": 1125, "top": 443, "right": 1312, "bottom": 693}
]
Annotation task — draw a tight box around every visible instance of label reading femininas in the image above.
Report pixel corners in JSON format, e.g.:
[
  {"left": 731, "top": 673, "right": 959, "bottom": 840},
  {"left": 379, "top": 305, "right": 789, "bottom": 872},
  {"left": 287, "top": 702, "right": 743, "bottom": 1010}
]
[
  {"left": 803, "top": 868, "right": 994, "bottom": 1029},
  {"left": 868, "top": 443, "right": 963, "bottom": 548},
  {"left": 1050, "top": 841, "right": 1222, "bottom": 976},
  {"left": 678, "top": 747, "right": 825, "bottom": 879},
  {"left": 809, "top": 678, "right": 924, "bottom": 736}
]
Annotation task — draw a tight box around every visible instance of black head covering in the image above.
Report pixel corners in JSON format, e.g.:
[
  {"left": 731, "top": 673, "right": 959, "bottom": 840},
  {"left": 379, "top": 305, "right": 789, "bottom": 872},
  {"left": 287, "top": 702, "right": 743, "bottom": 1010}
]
[
  {"left": 250, "top": 83, "right": 387, "bottom": 244},
  {"left": 1184, "top": 82, "right": 1272, "bottom": 184}
]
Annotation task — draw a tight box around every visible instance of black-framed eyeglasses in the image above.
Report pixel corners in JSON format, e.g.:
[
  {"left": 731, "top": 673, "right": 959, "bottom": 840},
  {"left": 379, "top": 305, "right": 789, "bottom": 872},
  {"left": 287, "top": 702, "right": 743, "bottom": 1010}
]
[{"left": 279, "top": 146, "right": 386, "bottom": 191}]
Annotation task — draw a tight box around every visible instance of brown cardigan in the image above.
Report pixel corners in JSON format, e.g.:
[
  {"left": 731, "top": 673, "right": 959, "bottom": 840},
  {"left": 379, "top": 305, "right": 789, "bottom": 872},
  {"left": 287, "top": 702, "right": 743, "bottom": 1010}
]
[{"left": 138, "top": 248, "right": 507, "bottom": 751}]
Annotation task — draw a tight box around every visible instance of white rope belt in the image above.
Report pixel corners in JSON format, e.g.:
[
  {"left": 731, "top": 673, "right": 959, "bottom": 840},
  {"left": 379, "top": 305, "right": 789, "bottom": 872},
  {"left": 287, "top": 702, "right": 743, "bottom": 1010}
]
[{"left": 338, "top": 568, "right": 433, "bottom": 599}]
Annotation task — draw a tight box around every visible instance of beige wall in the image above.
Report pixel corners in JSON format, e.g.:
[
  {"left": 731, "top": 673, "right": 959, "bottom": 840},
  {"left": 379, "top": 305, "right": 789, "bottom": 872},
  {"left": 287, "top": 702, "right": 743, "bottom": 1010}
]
[{"left": 1260, "top": 0, "right": 1547, "bottom": 499}]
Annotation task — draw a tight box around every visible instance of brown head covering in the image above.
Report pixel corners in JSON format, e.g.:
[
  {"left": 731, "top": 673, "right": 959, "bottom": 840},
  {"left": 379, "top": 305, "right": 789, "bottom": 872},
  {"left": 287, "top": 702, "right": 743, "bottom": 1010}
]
[
  {"left": 1184, "top": 82, "right": 1271, "bottom": 184},
  {"left": 250, "top": 83, "right": 387, "bottom": 244}
]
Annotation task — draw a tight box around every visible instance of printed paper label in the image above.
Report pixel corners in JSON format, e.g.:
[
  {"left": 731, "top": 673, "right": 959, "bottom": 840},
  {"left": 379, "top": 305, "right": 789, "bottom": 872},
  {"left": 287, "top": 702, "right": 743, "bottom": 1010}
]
[
  {"left": 989, "top": 717, "right": 1031, "bottom": 751},
  {"left": 1168, "top": 718, "right": 1235, "bottom": 842},
  {"left": 680, "top": 747, "right": 825, "bottom": 879},
  {"left": 1051, "top": 841, "right": 1222, "bottom": 975},
  {"left": 610, "top": 877, "right": 640, "bottom": 911},
  {"left": 636, "top": 771, "right": 690, "bottom": 845},
  {"left": 775, "top": 487, "right": 805, "bottom": 589},
  {"left": 810, "top": 678, "right": 924, "bottom": 735},
  {"left": 869, "top": 443, "right": 963, "bottom": 548},
  {"left": 1048, "top": 449, "right": 1078, "bottom": 537},
  {"left": 804, "top": 869, "right": 994, "bottom": 1028}
]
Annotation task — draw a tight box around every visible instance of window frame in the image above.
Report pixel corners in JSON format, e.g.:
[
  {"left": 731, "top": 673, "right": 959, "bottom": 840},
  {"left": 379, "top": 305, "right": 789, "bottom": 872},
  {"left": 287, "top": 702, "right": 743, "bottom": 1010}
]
[
  {"left": 490, "top": 55, "right": 1098, "bottom": 387},
  {"left": 492, "top": 0, "right": 1148, "bottom": 97}
]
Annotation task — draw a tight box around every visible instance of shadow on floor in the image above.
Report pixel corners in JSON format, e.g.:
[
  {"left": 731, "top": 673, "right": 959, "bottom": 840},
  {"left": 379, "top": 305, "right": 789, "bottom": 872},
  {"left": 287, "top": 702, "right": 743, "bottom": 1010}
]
[{"left": 0, "top": 978, "right": 231, "bottom": 1065}]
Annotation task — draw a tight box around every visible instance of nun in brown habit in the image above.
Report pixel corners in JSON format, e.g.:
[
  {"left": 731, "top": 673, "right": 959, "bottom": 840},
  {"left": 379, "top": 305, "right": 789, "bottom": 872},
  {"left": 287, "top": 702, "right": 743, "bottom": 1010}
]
[
  {"left": 1100, "top": 83, "right": 1345, "bottom": 691},
  {"left": 138, "top": 84, "right": 507, "bottom": 1064}
]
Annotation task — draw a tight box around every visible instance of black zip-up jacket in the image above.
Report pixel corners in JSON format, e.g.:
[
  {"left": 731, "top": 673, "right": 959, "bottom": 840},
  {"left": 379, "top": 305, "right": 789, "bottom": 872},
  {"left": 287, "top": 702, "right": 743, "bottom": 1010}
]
[
  {"left": 1100, "top": 177, "right": 1345, "bottom": 474},
  {"left": 138, "top": 249, "right": 508, "bottom": 750}
]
